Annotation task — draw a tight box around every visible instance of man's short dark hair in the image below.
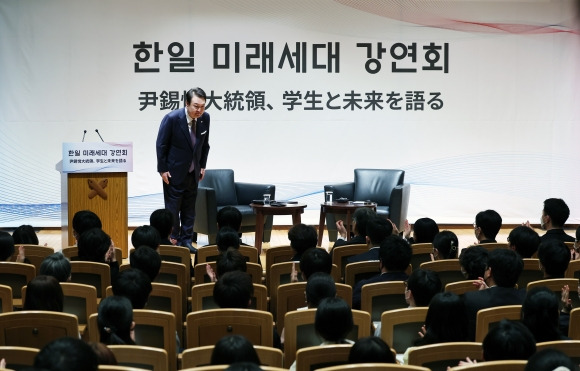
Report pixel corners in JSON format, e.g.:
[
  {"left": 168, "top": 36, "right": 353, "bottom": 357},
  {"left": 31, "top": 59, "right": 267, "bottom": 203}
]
[
  {"left": 149, "top": 208, "right": 174, "bottom": 240},
  {"left": 72, "top": 210, "right": 102, "bottom": 237},
  {"left": 217, "top": 227, "right": 241, "bottom": 253},
  {"left": 407, "top": 268, "right": 442, "bottom": 306},
  {"left": 34, "top": 336, "right": 98, "bottom": 371},
  {"left": 186, "top": 87, "right": 207, "bottom": 103},
  {"left": 305, "top": 272, "right": 336, "bottom": 308},
  {"left": 217, "top": 206, "right": 243, "bottom": 231},
  {"left": 538, "top": 239, "right": 570, "bottom": 278},
  {"left": 131, "top": 225, "right": 160, "bottom": 250},
  {"left": 112, "top": 268, "right": 152, "bottom": 309},
  {"left": 482, "top": 319, "right": 536, "bottom": 361},
  {"left": 508, "top": 226, "right": 541, "bottom": 258},
  {"left": 412, "top": 218, "right": 440, "bottom": 244},
  {"left": 475, "top": 210, "right": 502, "bottom": 240},
  {"left": 214, "top": 271, "right": 253, "bottom": 309},
  {"left": 488, "top": 248, "right": 523, "bottom": 287},
  {"left": 216, "top": 248, "right": 247, "bottom": 278},
  {"left": 379, "top": 235, "right": 412, "bottom": 272},
  {"left": 12, "top": 224, "right": 39, "bottom": 245},
  {"left": 366, "top": 217, "right": 393, "bottom": 246},
  {"left": 299, "top": 248, "right": 332, "bottom": 280},
  {"left": 459, "top": 245, "right": 489, "bottom": 280},
  {"left": 352, "top": 208, "right": 377, "bottom": 237},
  {"left": 0, "top": 231, "right": 15, "bottom": 261},
  {"left": 40, "top": 252, "right": 71, "bottom": 282},
  {"left": 77, "top": 228, "right": 111, "bottom": 263},
  {"left": 525, "top": 348, "right": 580, "bottom": 371},
  {"left": 130, "top": 246, "right": 162, "bottom": 281},
  {"left": 288, "top": 224, "right": 318, "bottom": 255},
  {"left": 543, "top": 198, "right": 570, "bottom": 227}
]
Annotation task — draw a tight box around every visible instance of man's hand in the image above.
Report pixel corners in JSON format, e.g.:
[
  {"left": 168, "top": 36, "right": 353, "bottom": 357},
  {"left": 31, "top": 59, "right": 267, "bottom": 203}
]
[
  {"left": 206, "top": 264, "right": 217, "bottom": 282},
  {"left": 387, "top": 219, "right": 399, "bottom": 235},
  {"left": 16, "top": 245, "right": 25, "bottom": 263},
  {"left": 199, "top": 168, "right": 206, "bottom": 181},
  {"left": 160, "top": 171, "right": 171, "bottom": 185},
  {"left": 473, "top": 277, "right": 489, "bottom": 291},
  {"left": 336, "top": 220, "right": 347, "bottom": 238},
  {"left": 403, "top": 219, "right": 411, "bottom": 239},
  {"left": 290, "top": 262, "right": 299, "bottom": 283}
]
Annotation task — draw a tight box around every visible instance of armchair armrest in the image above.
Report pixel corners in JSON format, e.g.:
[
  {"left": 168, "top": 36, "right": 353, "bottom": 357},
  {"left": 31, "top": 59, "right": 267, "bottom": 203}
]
[
  {"left": 194, "top": 187, "right": 218, "bottom": 235},
  {"left": 324, "top": 182, "right": 355, "bottom": 200},
  {"left": 389, "top": 184, "right": 411, "bottom": 232},
  {"left": 235, "top": 183, "right": 276, "bottom": 205}
]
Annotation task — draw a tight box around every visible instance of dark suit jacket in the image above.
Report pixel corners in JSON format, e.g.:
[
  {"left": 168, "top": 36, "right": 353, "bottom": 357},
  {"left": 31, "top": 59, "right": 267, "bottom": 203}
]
[
  {"left": 347, "top": 247, "right": 379, "bottom": 264},
  {"left": 463, "top": 286, "right": 526, "bottom": 341},
  {"left": 156, "top": 108, "right": 210, "bottom": 185},
  {"left": 332, "top": 235, "right": 366, "bottom": 249},
  {"left": 352, "top": 271, "right": 409, "bottom": 309},
  {"left": 541, "top": 229, "right": 575, "bottom": 243}
]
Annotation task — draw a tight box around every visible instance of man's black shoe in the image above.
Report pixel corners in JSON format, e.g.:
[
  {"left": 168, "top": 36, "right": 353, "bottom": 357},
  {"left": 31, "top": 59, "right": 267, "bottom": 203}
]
[{"left": 183, "top": 242, "right": 198, "bottom": 254}]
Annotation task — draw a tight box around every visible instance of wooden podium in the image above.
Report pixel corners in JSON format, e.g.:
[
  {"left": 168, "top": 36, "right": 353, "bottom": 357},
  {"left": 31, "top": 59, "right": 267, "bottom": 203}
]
[{"left": 60, "top": 142, "right": 133, "bottom": 258}]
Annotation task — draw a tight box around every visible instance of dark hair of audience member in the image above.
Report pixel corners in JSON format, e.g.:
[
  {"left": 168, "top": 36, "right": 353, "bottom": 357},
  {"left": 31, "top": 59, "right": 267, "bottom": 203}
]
[
  {"left": 487, "top": 248, "right": 523, "bottom": 287},
  {"left": 88, "top": 342, "right": 118, "bottom": 365},
  {"left": 299, "top": 247, "right": 332, "bottom": 280},
  {"left": 149, "top": 208, "right": 174, "bottom": 240},
  {"left": 24, "top": 275, "right": 64, "bottom": 312},
  {"left": 97, "top": 296, "right": 135, "bottom": 345},
  {"left": 12, "top": 224, "right": 39, "bottom": 245},
  {"left": 432, "top": 231, "right": 458, "bottom": 259},
  {"left": 543, "top": 198, "right": 570, "bottom": 228},
  {"left": 482, "top": 319, "right": 536, "bottom": 361},
  {"left": 305, "top": 273, "right": 336, "bottom": 308},
  {"left": 217, "top": 206, "right": 243, "bottom": 231},
  {"left": 40, "top": 253, "right": 71, "bottom": 282},
  {"left": 412, "top": 217, "right": 439, "bottom": 244},
  {"left": 131, "top": 225, "right": 160, "bottom": 250},
  {"left": 288, "top": 223, "right": 318, "bottom": 257},
  {"left": 379, "top": 235, "right": 412, "bottom": 272},
  {"left": 576, "top": 225, "right": 580, "bottom": 241},
  {"left": 351, "top": 207, "right": 377, "bottom": 238},
  {"left": 348, "top": 336, "right": 396, "bottom": 364},
  {"left": 77, "top": 227, "right": 111, "bottom": 263},
  {"left": 475, "top": 209, "right": 502, "bottom": 241},
  {"left": 217, "top": 226, "right": 241, "bottom": 253},
  {"left": 538, "top": 239, "right": 570, "bottom": 278},
  {"left": 406, "top": 268, "right": 442, "bottom": 307},
  {"left": 112, "top": 268, "right": 152, "bottom": 309},
  {"left": 459, "top": 245, "right": 489, "bottom": 280},
  {"left": 521, "top": 286, "right": 564, "bottom": 342},
  {"left": 508, "top": 226, "right": 541, "bottom": 258},
  {"left": 315, "top": 297, "right": 353, "bottom": 343},
  {"left": 525, "top": 348, "right": 580, "bottom": 371},
  {"left": 414, "top": 292, "right": 468, "bottom": 346},
  {"left": 214, "top": 271, "right": 253, "bottom": 309},
  {"left": 34, "top": 337, "right": 98, "bottom": 371},
  {"left": 130, "top": 245, "right": 162, "bottom": 281},
  {"left": 225, "top": 363, "right": 263, "bottom": 371},
  {"left": 72, "top": 210, "right": 102, "bottom": 239},
  {"left": 210, "top": 335, "right": 261, "bottom": 365},
  {"left": 0, "top": 231, "right": 15, "bottom": 261},
  {"left": 366, "top": 217, "right": 393, "bottom": 246},
  {"left": 216, "top": 248, "right": 247, "bottom": 278}
]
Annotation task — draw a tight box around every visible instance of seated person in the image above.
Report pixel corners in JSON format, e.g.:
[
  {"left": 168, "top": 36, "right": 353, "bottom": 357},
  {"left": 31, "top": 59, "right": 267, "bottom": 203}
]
[
  {"left": 210, "top": 335, "right": 261, "bottom": 365},
  {"left": 295, "top": 247, "right": 332, "bottom": 282},
  {"left": 473, "top": 209, "right": 502, "bottom": 244},
  {"left": 522, "top": 286, "right": 567, "bottom": 342},
  {"left": 347, "top": 216, "right": 393, "bottom": 264},
  {"left": 432, "top": 231, "right": 459, "bottom": 260},
  {"left": 525, "top": 348, "right": 579, "bottom": 371},
  {"left": 508, "top": 225, "right": 541, "bottom": 258},
  {"left": 12, "top": 224, "right": 41, "bottom": 245},
  {"left": 352, "top": 235, "right": 412, "bottom": 309},
  {"left": 0, "top": 231, "right": 24, "bottom": 262},
  {"left": 217, "top": 206, "right": 249, "bottom": 246},
  {"left": 194, "top": 226, "right": 242, "bottom": 266},
  {"left": 348, "top": 336, "right": 396, "bottom": 364},
  {"left": 40, "top": 252, "right": 71, "bottom": 282},
  {"left": 207, "top": 247, "right": 248, "bottom": 282},
  {"left": 72, "top": 210, "right": 102, "bottom": 244},
  {"left": 112, "top": 268, "right": 152, "bottom": 310},
  {"left": 98, "top": 296, "right": 136, "bottom": 345},
  {"left": 459, "top": 245, "right": 489, "bottom": 280},
  {"left": 538, "top": 239, "right": 570, "bottom": 278},
  {"left": 305, "top": 273, "right": 336, "bottom": 309},
  {"left": 131, "top": 225, "right": 161, "bottom": 251},
  {"left": 332, "top": 207, "right": 376, "bottom": 249},
  {"left": 403, "top": 217, "right": 439, "bottom": 244},
  {"left": 77, "top": 227, "right": 118, "bottom": 282},
  {"left": 150, "top": 208, "right": 175, "bottom": 246},
  {"left": 24, "top": 275, "right": 63, "bottom": 312},
  {"left": 34, "top": 337, "right": 98, "bottom": 371},
  {"left": 288, "top": 223, "right": 318, "bottom": 262},
  {"left": 130, "top": 246, "right": 162, "bottom": 281},
  {"left": 538, "top": 198, "right": 575, "bottom": 243},
  {"left": 405, "top": 268, "right": 442, "bottom": 308}
]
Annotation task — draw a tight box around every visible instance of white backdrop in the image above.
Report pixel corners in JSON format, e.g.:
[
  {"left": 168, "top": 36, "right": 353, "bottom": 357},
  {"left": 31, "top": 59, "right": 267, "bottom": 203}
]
[{"left": 1, "top": 0, "right": 579, "bottom": 227}]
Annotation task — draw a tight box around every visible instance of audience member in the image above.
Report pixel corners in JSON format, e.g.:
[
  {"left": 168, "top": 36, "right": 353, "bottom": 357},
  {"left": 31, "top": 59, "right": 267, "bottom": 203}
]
[
  {"left": 299, "top": 247, "right": 332, "bottom": 281},
  {"left": 508, "top": 225, "right": 541, "bottom": 258},
  {"left": 34, "top": 337, "right": 98, "bottom": 371},
  {"left": 348, "top": 336, "right": 396, "bottom": 364},
  {"left": 215, "top": 248, "right": 247, "bottom": 279},
  {"left": 573, "top": 225, "right": 580, "bottom": 260},
  {"left": 288, "top": 223, "right": 318, "bottom": 261},
  {"left": 12, "top": 224, "right": 40, "bottom": 245},
  {"left": 217, "top": 226, "right": 241, "bottom": 253},
  {"left": 432, "top": 230, "right": 459, "bottom": 260},
  {"left": 88, "top": 342, "right": 118, "bottom": 365},
  {"left": 40, "top": 253, "right": 71, "bottom": 282},
  {"left": 332, "top": 207, "right": 376, "bottom": 249},
  {"left": 404, "top": 217, "right": 439, "bottom": 244},
  {"left": 482, "top": 319, "right": 536, "bottom": 361},
  {"left": 77, "top": 227, "right": 118, "bottom": 281},
  {"left": 217, "top": 206, "right": 243, "bottom": 232},
  {"left": 72, "top": 210, "right": 102, "bottom": 243},
  {"left": 305, "top": 273, "right": 336, "bottom": 308},
  {"left": 214, "top": 270, "right": 254, "bottom": 309},
  {"left": 463, "top": 248, "right": 525, "bottom": 341},
  {"left": 210, "top": 335, "right": 261, "bottom": 365},
  {"left": 129, "top": 246, "right": 162, "bottom": 281},
  {"left": 112, "top": 268, "right": 152, "bottom": 309},
  {"left": 538, "top": 239, "right": 570, "bottom": 278},
  {"left": 459, "top": 245, "right": 489, "bottom": 280},
  {"left": 0, "top": 231, "right": 16, "bottom": 261},
  {"left": 474, "top": 209, "right": 502, "bottom": 244},
  {"left": 521, "top": 286, "right": 566, "bottom": 342},
  {"left": 538, "top": 198, "right": 574, "bottom": 242},
  {"left": 23, "top": 275, "right": 63, "bottom": 312},
  {"left": 130, "top": 225, "right": 161, "bottom": 250},
  {"left": 525, "top": 348, "right": 579, "bottom": 371},
  {"left": 405, "top": 268, "right": 442, "bottom": 307},
  {"left": 347, "top": 216, "right": 393, "bottom": 263},
  {"left": 97, "top": 296, "right": 135, "bottom": 345},
  {"left": 226, "top": 363, "right": 262, "bottom": 371},
  {"left": 352, "top": 235, "right": 411, "bottom": 309},
  {"left": 150, "top": 208, "right": 174, "bottom": 246}
]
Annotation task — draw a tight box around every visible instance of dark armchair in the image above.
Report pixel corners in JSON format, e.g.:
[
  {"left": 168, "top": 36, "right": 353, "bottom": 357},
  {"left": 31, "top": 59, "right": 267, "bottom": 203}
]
[
  {"left": 194, "top": 169, "right": 276, "bottom": 245},
  {"left": 324, "top": 169, "right": 410, "bottom": 242}
]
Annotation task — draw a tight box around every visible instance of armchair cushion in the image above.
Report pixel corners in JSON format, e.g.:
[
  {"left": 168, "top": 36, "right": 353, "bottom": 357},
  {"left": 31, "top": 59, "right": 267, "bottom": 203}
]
[{"left": 353, "top": 169, "right": 404, "bottom": 205}]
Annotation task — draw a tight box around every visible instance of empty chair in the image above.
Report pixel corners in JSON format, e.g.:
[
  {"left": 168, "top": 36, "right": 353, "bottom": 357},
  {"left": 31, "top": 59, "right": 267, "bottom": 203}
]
[
  {"left": 0, "top": 311, "right": 79, "bottom": 349},
  {"left": 0, "top": 262, "right": 35, "bottom": 307},
  {"left": 145, "top": 282, "right": 184, "bottom": 339},
  {"left": 380, "top": 307, "right": 428, "bottom": 354},
  {"left": 154, "top": 261, "right": 188, "bottom": 311},
  {"left": 419, "top": 259, "right": 465, "bottom": 288},
  {"left": 10, "top": 244, "right": 54, "bottom": 271},
  {"left": 361, "top": 281, "right": 408, "bottom": 324},
  {"left": 60, "top": 282, "right": 98, "bottom": 337},
  {"left": 331, "top": 244, "right": 369, "bottom": 282},
  {"left": 69, "top": 261, "right": 111, "bottom": 299}
]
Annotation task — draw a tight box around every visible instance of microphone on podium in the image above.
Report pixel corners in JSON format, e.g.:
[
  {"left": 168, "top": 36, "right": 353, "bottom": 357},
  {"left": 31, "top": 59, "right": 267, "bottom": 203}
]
[
  {"left": 95, "top": 129, "right": 105, "bottom": 142},
  {"left": 82, "top": 130, "right": 87, "bottom": 142}
]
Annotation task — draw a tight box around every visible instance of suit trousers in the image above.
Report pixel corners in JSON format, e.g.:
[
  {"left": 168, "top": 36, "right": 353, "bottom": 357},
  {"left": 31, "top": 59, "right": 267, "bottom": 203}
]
[{"left": 163, "top": 171, "right": 198, "bottom": 245}]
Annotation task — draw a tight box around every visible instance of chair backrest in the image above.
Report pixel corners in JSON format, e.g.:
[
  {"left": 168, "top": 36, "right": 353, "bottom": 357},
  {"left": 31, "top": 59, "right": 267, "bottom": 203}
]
[
  {"left": 527, "top": 278, "right": 580, "bottom": 310},
  {"left": 191, "top": 282, "right": 268, "bottom": 312},
  {"left": 196, "top": 245, "right": 259, "bottom": 264},
  {"left": 361, "top": 281, "right": 407, "bottom": 323},
  {"left": 0, "top": 285, "right": 13, "bottom": 313},
  {"left": 275, "top": 282, "right": 307, "bottom": 336},
  {"left": 157, "top": 245, "right": 192, "bottom": 267},
  {"left": 283, "top": 308, "right": 371, "bottom": 368},
  {"left": 186, "top": 308, "right": 274, "bottom": 348},
  {"left": 419, "top": 259, "right": 465, "bottom": 288},
  {"left": 154, "top": 261, "right": 188, "bottom": 310},
  {"left": 318, "top": 365, "right": 431, "bottom": 371},
  {"left": 536, "top": 340, "right": 580, "bottom": 364},
  {"left": 515, "top": 258, "right": 544, "bottom": 289},
  {"left": 181, "top": 344, "right": 284, "bottom": 368},
  {"left": 344, "top": 260, "right": 381, "bottom": 288},
  {"left": 336, "top": 283, "right": 353, "bottom": 307},
  {"left": 566, "top": 259, "right": 580, "bottom": 279},
  {"left": 0, "top": 262, "right": 35, "bottom": 303},
  {"left": 295, "top": 344, "right": 353, "bottom": 371},
  {"left": 0, "top": 311, "right": 79, "bottom": 348},
  {"left": 353, "top": 169, "right": 404, "bottom": 206},
  {"left": 267, "top": 261, "right": 304, "bottom": 320},
  {"left": 198, "top": 169, "right": 238, "bottom": 206},
  {"left": 477, "top": 242, "right": 509, "bottom": 252},
  {"left": 62, "top": 246, "right": 123, "bottom": 265},
  {"left": 10, "top": 245, "right": 54, "bottom": 271},
  {"left": 380, "top": 307, "right": 428, "bottom": 354},
  {"left": 0, "top": 346, "right": 39, "bottom": 370},
  {"left": 331, "top": 244, "right": 369, "bottom": 282},
  {"left": 145, "top": 282, "right": 183, "bottom": 336},
  {"left": 194, "top": 262, "right": 263, "bottom": 285},
  {"left": 407, "top": 342, "right": 484, "bottom": 371},
  {"left": 448, "top": 360, "right": 527, "bottom": 371},
  {"left": 474, "top": 305, "right": 522, "bottom": 342},
  {"left": 60, "top": 282, "right": 98, "bottom": 335},
  {"left": 568, "top": 307, "right": 580, "bottom": 339},
  {"left": 108, "top": 345, "right": 169, "bottom": 371},
  {"left": 410, "top": 243, "right": 434, "bottom": 271},
  {"left": 265, "top": 245, "right": 295, "bottom": 270},
  {"left": 132, "top": 309, "right": 177, "bottom": 371},
  {"left": 98, "top": 366, "right": 150, "bottom": 371},
  {"left": 180, "top": 367, "right": 287, "bottom": 371},
  {"left": 445, "top": 280, "right": 478, "bottom": 298},
  {"left": 69, "top": 261, "right": 111, "bottom": 298}
]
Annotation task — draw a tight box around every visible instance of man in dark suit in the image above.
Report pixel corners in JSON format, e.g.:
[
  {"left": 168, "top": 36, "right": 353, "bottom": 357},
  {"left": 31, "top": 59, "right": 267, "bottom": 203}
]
[
  {"left": 352, "top": 235, "right": 411, "bottom": 309},
  {"left": 347, "top": 216, "right": 393, "bottom": 264},
  {"left": 156, "top": 87, "right": 210, "bottom": 253},
  {"left": 463, "top": 248, "right": 526, "bottom": 341}
]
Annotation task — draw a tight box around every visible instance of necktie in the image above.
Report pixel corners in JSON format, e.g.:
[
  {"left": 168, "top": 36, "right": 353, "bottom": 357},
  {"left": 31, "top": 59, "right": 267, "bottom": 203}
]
[{"left": 189, "top": 119, "right": 196, "bottom": 173}]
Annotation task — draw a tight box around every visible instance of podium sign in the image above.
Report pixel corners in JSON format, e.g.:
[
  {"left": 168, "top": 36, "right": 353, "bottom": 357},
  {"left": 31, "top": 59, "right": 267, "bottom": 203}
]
[{"left": 62, "top": 142, "right": 133, "bottom": 173}]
